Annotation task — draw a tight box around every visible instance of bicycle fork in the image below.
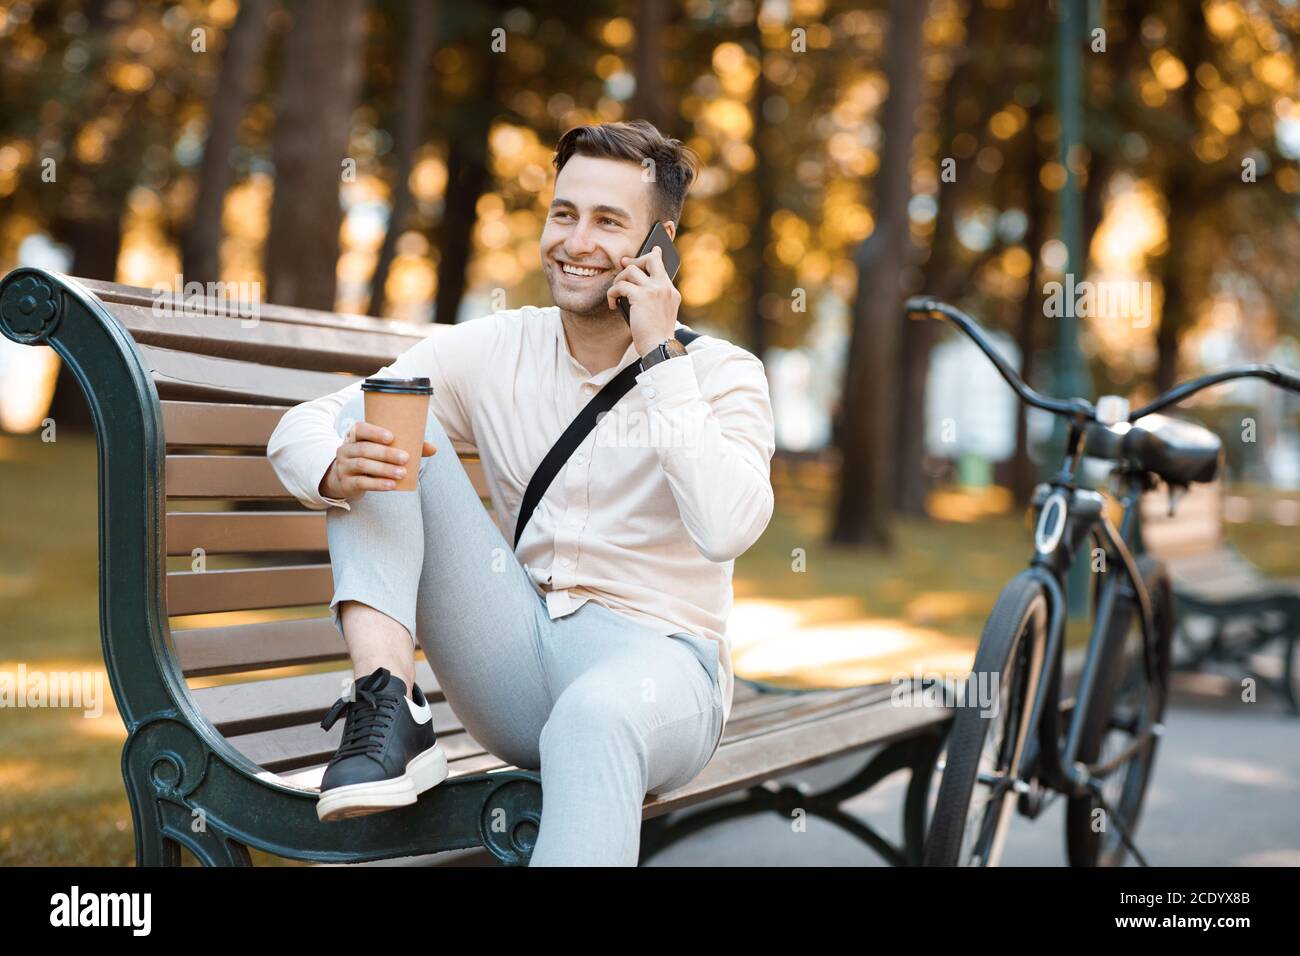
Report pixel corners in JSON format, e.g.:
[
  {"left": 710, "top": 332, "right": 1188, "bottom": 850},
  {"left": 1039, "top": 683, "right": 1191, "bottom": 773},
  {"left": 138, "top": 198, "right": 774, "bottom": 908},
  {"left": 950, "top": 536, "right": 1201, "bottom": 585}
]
[{"left": 1011, "top": 531, "right": 1160, "bottom": 865}]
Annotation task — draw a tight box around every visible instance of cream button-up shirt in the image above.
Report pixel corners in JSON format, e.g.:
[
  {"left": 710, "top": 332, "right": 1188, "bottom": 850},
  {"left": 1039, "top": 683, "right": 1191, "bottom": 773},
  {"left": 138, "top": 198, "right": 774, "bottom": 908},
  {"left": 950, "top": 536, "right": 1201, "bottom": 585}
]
[{"left": 266, "top": 305, "right": 776, "bottom": 728}]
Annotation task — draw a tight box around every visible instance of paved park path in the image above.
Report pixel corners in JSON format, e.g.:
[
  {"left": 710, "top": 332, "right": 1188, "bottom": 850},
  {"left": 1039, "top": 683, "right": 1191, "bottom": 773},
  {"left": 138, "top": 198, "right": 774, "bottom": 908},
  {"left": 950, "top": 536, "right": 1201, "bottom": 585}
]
[{"left": 644, "top": 673, "right": 1300, "bottom": 867}]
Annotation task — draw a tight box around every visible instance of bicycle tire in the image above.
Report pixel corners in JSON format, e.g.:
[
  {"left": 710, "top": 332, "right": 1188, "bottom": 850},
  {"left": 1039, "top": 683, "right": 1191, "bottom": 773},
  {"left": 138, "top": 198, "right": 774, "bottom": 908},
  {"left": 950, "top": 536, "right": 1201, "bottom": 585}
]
[
  {"left": 1066, "top": 555, "right": 1174, "bottom": 867},
  {"left": 923, "top": 571, "right": 1049, "bottom": 866}
]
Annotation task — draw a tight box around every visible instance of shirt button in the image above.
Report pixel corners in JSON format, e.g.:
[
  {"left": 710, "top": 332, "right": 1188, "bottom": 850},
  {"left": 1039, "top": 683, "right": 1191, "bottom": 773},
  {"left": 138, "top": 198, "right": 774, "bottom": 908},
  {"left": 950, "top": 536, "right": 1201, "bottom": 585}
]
[
  {"left": 645, "top": 386, "right": 658, "bottom": 399},
  {"left": 575, "top": 452, "right": 585, "bottom": 463},
  {"left": 582, "top": 384, "right": 595, "bottom": 395}
]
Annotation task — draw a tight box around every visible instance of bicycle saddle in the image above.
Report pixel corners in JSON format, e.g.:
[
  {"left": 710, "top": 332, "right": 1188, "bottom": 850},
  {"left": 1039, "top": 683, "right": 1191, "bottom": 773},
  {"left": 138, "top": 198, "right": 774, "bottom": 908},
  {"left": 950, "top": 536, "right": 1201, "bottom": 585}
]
[{"left": 1087, "top": 413, "right": 1223, "bottom": 485}]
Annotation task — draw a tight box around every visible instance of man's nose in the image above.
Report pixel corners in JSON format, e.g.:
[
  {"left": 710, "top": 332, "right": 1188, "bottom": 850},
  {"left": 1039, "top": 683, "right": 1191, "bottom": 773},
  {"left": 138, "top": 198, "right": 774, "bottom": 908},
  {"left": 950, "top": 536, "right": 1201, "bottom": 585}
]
[{"left": 564, "top": 219, "right": 598, "bottom": 257}]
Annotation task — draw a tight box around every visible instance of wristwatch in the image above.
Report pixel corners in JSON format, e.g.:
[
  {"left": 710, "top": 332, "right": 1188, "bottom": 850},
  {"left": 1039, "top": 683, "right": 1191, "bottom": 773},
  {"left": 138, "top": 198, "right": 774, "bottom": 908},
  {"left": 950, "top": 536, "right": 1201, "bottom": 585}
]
[{"left": 640, "top": 336, "right": 687, "bottom": 370}]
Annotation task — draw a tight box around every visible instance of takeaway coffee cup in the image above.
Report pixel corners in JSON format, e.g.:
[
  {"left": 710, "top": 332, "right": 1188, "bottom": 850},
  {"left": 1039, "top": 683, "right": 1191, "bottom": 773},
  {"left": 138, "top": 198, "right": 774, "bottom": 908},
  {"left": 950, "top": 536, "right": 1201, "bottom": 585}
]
[{"left": 361, "top": 377, "right": 433, "bottom": 491}]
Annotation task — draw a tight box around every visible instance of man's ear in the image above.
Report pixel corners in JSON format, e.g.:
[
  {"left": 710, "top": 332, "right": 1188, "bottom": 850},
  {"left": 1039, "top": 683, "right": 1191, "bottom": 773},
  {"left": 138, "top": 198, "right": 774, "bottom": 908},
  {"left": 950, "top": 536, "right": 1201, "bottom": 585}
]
[{"left": 662, "top": 220, "right": 677, "bottom": 241}]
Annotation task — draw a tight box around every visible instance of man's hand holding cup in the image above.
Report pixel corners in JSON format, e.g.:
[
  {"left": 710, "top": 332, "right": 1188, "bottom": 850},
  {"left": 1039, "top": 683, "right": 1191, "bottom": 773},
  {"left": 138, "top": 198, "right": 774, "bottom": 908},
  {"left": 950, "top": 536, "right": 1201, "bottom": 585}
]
[
  {"left": 320, "top": 376, "right": 437, "bottom": 502},
  {"left": 319, "top": 421, "right": 437, "bottom": 501}
]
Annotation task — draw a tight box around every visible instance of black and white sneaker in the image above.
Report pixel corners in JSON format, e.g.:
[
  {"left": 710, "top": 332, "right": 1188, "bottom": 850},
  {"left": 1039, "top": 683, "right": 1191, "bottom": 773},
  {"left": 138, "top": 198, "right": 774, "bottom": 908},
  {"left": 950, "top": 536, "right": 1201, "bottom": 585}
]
[{"left": 316, "top": 666, "right": 448, "bottom": 822}]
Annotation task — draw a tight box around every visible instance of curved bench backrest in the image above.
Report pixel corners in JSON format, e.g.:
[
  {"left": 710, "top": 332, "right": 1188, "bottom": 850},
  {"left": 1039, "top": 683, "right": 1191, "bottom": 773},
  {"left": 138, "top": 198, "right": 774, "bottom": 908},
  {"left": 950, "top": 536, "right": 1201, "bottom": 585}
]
[{"left": 1, "top": 270, "right": 496, "bottom": 781}]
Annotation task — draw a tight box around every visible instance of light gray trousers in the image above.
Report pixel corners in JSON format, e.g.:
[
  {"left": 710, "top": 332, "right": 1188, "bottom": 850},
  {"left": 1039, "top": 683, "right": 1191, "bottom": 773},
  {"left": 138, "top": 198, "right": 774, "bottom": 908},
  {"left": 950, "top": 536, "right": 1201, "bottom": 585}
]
[{"left": 324, "top": 392, "right": 723, "bottom": 866}]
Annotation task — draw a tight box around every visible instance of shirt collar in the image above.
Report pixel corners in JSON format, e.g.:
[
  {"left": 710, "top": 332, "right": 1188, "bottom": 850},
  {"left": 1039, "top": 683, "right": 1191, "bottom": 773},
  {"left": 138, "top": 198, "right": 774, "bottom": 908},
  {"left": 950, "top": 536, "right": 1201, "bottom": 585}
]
[{"left": 553, "top": 308, "right": 646, "bottom": 384}]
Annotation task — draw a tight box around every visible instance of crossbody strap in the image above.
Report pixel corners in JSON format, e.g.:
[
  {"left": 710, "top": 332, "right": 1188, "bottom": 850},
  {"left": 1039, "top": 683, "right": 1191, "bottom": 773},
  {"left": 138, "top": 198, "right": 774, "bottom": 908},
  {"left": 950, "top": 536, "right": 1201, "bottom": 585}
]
[{"left": 513, "top": 327, "right": 700, "bottom": 549}]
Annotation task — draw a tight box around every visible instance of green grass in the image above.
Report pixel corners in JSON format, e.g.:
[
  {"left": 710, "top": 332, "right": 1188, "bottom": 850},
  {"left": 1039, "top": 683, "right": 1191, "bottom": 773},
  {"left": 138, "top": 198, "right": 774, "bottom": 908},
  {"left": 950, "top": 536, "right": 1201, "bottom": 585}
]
[{"left": 1, "top": 431, "right": 1295, "bottom": 864}]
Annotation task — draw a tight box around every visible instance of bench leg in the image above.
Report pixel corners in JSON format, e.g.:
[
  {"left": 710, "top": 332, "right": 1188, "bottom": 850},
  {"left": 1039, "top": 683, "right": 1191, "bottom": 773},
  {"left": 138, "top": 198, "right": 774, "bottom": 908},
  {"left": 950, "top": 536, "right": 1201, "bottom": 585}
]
[
  {"left": 477, "top": 776, "right": 544, "bottom": 866},
  {"left": 638, "top": 727, "right": 946, "bottom": 866},
  {"left": 123, "top": 717, "right": 255, "bottom": 867},
  {"left": 1280, "top": 635, "right": 1300, "bottom": 716},
  {"left": 1175, "top": 602, "right": 1300, "bottom": 715}
]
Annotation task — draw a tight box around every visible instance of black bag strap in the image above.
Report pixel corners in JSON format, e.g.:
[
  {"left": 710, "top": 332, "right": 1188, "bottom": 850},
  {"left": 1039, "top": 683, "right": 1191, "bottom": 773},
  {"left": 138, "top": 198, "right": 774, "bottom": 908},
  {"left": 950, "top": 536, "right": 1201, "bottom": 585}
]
[{"left": 514, "top": 327, "right": 700, "bottom": 549}]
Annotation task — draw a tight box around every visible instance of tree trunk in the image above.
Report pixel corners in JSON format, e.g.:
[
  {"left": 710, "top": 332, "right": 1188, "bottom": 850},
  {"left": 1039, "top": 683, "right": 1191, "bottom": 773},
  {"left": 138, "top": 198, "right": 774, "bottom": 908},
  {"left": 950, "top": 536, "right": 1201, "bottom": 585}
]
[
  {"left": 1153, "top": 1, "right": 1210, "bottom": 394},
  {"left": 630, "top": 0, "right": 670, "bottom": 131},
  {"left": 41, "top": 0, "right": 123, "bottom": 432},
  {"left": 182, "top": 0, "right": 271, "bottom": 286},
  {"left": 1154, "top": 181, "right": 1193, "bottom": 394},
  {"left": 830, "top": 0, "right": 927, "bottom": 549},
  {"left": 1082, "top": 152, "right": 1110, "bottom": 260},
  {"left": 893, "top": 305, "right": 934, "bottom": 516},
  {"left": 891, "top": 0, "right": 990, "bottom": 517},
  {"left": 432, "top": 52, "right": 499, "bottom": 325},
  {"left": 1010, "top": 106, "right": 1047, "bottom": 506},
  {"left": 264, "top": 0, "right": 366, "bottom": 310},
  {"left": 367, "top": 0, "right": 436, "bottom": 316},
  {"left": 746, "top": 29, "right": 771, "bottom": 365}
]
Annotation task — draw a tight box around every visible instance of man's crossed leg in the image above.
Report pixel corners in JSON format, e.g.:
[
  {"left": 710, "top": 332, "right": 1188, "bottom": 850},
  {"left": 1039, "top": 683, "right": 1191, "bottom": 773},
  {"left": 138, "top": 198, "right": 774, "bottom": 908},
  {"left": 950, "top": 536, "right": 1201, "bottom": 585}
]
[{"left": 318, "top": 393, "right": 721, "bottom": 865}]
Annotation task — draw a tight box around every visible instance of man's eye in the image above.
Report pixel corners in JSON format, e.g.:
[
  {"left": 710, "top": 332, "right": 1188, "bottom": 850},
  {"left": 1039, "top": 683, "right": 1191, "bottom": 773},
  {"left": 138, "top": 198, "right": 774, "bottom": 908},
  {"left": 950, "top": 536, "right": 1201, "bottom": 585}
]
[{"left": 600, "top": 217, "right": 620, "bottom": 226}]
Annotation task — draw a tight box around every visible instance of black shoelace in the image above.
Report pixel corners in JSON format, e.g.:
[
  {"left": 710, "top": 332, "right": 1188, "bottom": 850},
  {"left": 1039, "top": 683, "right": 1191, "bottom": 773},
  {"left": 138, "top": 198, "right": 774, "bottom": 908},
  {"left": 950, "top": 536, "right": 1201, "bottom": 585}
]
[{"left": 321, "top": 668, "right": 402, "bottom": 761}]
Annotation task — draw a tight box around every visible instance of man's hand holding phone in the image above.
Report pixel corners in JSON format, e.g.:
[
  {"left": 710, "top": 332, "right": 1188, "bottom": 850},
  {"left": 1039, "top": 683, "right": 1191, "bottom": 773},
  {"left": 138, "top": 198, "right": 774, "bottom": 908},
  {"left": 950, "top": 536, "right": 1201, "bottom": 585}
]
[
  {"left": 608, "top": 244, "right": 682, "bottom": 355},
  {"left": 319, "top": 421, "right": 437, "bottom": 501}
]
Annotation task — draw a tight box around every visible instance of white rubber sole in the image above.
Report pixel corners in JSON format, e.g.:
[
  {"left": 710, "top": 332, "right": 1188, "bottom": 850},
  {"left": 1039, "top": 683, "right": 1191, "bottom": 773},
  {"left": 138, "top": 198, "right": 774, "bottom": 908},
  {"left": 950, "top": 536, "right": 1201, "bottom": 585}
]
[{"left": 316, "top": 743, "right": 449, "bottom": 822}]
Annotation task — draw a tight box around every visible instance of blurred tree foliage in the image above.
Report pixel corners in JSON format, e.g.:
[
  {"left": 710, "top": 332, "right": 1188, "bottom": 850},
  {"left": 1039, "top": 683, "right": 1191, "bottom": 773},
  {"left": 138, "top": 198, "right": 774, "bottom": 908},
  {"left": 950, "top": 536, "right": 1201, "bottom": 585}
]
[{"left": 0, "top": 0, "right": 1296, "bottom": 545}]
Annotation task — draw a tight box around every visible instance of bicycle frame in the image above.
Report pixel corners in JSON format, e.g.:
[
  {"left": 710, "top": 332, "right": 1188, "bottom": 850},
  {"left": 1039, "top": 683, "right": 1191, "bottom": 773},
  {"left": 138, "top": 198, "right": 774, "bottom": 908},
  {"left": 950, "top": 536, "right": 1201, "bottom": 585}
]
[{"left": 1011, "top": 422, "right": 1160, "bottom": 806}]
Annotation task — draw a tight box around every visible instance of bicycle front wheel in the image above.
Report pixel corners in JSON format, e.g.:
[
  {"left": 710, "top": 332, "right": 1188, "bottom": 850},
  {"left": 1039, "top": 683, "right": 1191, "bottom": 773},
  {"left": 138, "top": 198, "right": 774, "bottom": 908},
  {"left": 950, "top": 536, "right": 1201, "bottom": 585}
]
[
  {"left": 923, "top": 572, "right": 1049, "bottom": 867},
  {"left": 1066, "top": 556, "right": 1174, "bottom": 866}
]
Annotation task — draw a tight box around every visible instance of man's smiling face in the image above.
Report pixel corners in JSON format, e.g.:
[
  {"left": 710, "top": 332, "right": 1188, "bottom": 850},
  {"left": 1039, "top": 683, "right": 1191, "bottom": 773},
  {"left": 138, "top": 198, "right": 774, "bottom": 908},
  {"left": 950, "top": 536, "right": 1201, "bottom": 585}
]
[{"left": 540, "top": 153, "right": 663, "bottom": 318}]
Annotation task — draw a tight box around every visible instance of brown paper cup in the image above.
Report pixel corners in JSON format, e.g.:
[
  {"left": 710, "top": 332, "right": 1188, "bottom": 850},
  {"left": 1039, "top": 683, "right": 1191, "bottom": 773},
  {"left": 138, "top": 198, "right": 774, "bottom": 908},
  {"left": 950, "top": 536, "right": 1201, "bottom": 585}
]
[{"left": 361, "top": 377, "right": 433, "bottom": 491}]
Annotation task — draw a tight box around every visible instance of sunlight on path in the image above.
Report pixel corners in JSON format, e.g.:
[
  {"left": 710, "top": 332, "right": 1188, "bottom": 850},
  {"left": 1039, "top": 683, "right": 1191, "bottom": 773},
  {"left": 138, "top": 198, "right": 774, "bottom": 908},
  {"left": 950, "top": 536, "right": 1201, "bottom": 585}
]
[{"left": 728, "top": 597, "right": 978, "bottom": 690}]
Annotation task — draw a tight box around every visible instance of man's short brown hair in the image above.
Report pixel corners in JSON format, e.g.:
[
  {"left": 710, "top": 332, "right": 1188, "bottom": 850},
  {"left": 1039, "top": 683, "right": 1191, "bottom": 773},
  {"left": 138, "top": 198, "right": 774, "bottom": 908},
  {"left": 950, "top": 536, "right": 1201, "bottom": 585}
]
[{"left": 552, "top": 120, "right": 701, "bottom": 228}]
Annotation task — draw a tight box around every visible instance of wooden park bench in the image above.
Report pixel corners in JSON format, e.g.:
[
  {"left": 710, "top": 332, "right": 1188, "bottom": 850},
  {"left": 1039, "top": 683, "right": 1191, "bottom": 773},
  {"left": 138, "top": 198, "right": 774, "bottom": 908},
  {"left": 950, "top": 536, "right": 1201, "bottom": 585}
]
[
  {"left": 1139, "top": 477, "right": 1300, "bottom": 713},
  {"left": 0, "top": 267, "right": 951, "bottom": 866}
]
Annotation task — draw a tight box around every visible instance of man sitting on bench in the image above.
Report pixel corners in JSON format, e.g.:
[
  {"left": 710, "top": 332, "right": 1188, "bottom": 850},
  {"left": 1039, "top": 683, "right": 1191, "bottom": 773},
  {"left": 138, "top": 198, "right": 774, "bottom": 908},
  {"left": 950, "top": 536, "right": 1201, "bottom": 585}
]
[{"left": 267, "top": 119, "right": 776, "bottom": 865}]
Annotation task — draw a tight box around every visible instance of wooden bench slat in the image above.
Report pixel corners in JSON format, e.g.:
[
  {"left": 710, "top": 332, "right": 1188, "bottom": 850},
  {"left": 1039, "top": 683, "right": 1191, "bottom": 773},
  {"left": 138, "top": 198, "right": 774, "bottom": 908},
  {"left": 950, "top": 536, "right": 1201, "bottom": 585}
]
[
  {"left": 721, "top": 684, "right": 866, "bottom": 728},
  {"left": 264, "top": 752, "right": 510, "bottom": 791},
  {"left": 167, "top": 564, "right": 334, "bottom": 615},
  {"left": 165, "top": 455, "right": 491, "bottom": 502},
  {"left": 171, "top": 617, "right": 347, "bottom": 676},
  {"left": 162, "top": 401, "right": 289, "bottom": 448},
  {"left": 167, "top": 512, "right": 327, "bottom": 555},
  {"left": 141, "top": 344, "right": 360, "bottom": 405},
  {"left": 1140, "top": 479, "right": 1224, "bottom": 560},
  {"left": 191, "top": 663, "right": 444, "bottom": 736},
  {"left": 79, "top": 276, "right": 433, "bottom": 337},
  {"left": 443, "top": 753, "right": 512, "bottom": 777},
  {"left": 228, "top": 717, "right": 484, "bottom": 774},
  {"left": 255, "top": 684, "right": 943, "bottom": 810},
  {"left": 214, "top": 675, "right": 847, "bottom": 771},
  {"left": 196, "top": 659, "right": 900, "bottom": 777},
  {"left": 1163, "top": 549, "right": 1262, "bottom": 583},
  {"left": 188, "top": 648, "right": 771, "bottom": 737},
  {"left": 160, "top": 400, "right": 483, "bottom": 463},
  {"left": 721, "top": 685, "right": 897, "bottom": 743},
  {"left": 166, "top": 456, "right": 294, "bottom": 499},
  {"left": 643, "top": 689, "right": 948, "bottom": 816},
  {"left": 111, "top": 301, "right": 425, "bottom": 374}
]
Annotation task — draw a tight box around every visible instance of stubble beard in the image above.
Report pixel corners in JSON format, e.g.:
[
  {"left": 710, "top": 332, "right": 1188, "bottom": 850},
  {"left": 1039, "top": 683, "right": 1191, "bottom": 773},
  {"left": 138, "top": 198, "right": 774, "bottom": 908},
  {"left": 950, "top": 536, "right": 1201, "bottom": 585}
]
[{"left": 545, "top": 265, "right": 621, "bottom": 326}]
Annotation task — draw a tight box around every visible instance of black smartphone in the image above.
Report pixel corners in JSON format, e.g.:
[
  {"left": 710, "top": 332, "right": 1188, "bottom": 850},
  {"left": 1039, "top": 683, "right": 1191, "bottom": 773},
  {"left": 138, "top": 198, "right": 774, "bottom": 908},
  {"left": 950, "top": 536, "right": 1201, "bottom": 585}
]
[{"left": 617, "top": 221, "right": 681, "bottom": 323}]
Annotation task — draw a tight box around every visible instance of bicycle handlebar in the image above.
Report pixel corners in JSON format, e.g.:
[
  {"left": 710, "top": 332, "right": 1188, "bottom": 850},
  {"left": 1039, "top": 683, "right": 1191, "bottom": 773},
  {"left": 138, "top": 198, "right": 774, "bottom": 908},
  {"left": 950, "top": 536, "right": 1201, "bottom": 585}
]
[
  {"left": 904, "top": 296, "right": 1300, "bottom": 422},
  {"left": 1127, "top": 364, "right": 1300, "bottom": 419},
  {"left": 903, "top": 296, "right": 1094, "bottom": 419}
]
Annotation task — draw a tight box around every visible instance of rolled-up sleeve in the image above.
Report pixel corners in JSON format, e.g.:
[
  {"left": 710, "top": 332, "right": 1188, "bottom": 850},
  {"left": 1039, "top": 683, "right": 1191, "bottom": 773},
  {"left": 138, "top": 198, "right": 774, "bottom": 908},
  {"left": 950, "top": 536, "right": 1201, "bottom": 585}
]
[
  {"left": 633, "top": 346, "right": 775, "bottom": 562},
  {"left": 267, "top": 315, "right": 497, "bottom": 511}
]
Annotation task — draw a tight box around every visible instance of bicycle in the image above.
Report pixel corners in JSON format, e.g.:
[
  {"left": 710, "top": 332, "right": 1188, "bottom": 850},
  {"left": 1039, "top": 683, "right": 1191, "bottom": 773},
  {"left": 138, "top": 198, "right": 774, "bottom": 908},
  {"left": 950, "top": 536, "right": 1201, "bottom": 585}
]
[{"left": 904, "top": 295, "right": 1300, "bottom": 867}]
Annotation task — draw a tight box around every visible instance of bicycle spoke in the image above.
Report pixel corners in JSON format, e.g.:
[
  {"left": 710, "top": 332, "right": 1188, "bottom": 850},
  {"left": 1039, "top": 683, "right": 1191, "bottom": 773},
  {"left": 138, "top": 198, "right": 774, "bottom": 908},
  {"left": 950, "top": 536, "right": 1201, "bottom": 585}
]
[{"left": 1088, "top": 782, "right": 1152, "bottom": 867}]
